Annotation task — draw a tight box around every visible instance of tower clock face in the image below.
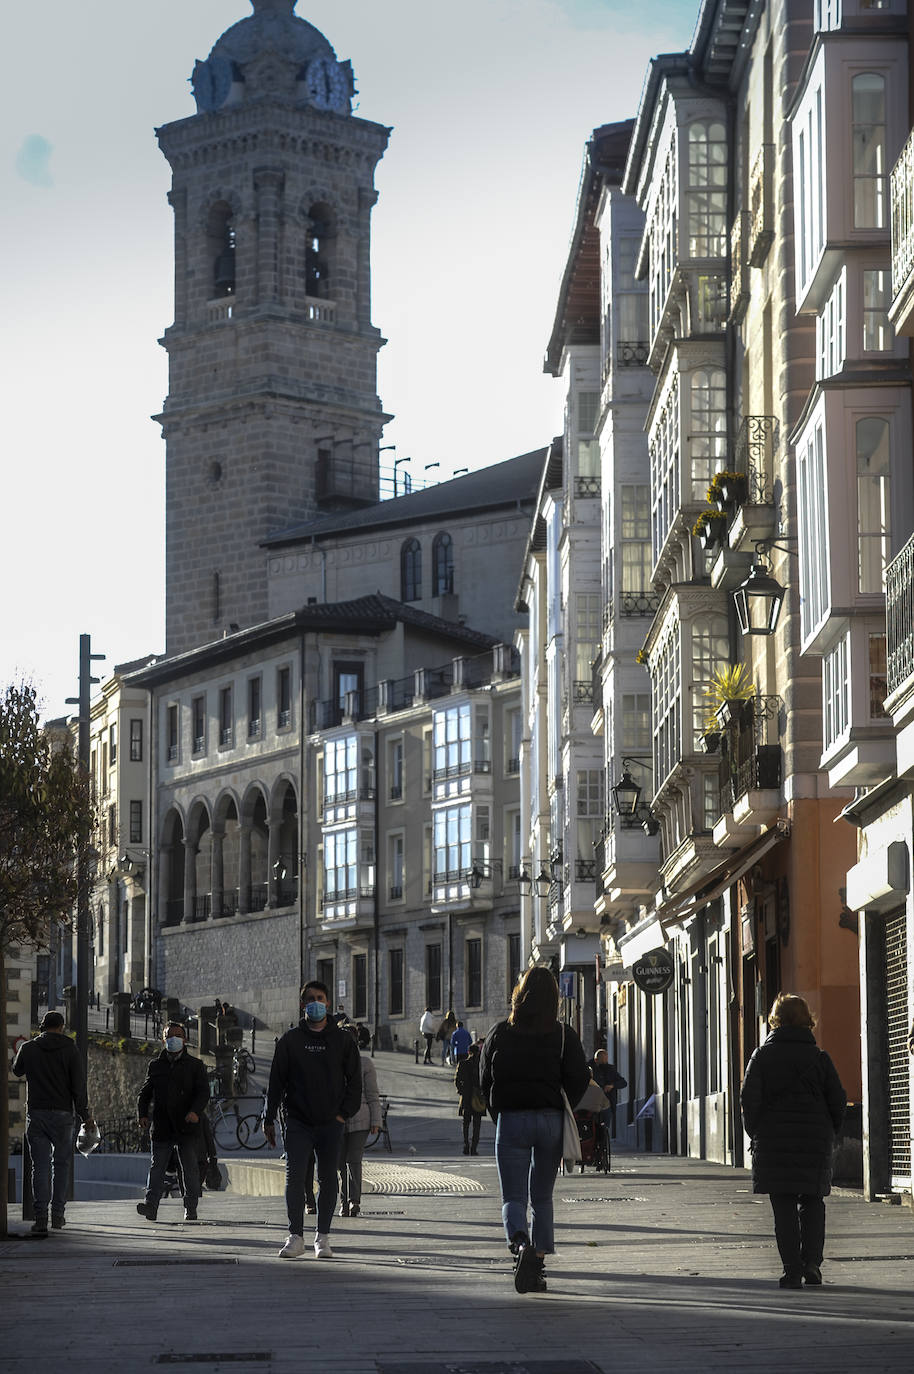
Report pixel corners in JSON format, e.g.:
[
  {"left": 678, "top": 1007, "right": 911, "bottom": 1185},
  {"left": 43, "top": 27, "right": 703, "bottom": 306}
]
[{"left": 305, "top": 56, "right": 349, "bottom": 112}]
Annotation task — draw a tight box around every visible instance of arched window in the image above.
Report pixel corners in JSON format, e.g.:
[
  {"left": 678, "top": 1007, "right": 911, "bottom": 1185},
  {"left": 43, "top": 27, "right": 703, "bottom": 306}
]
[
  {"left": 687, "top": 120, "right": 727, "bottom": 257},
  {"left": 856, "top": 416, "right": 891, "bottom": 593},
  {"left": 207, "top": 201, "right": 235, "bottom": 298},
  {"left": 432, "top": 532, "right": 453, "bottom": 595},
  {"left": 852, "top": 74, "right": 886, "bottom": 229},
  {"left": 401, "top": 538, "right": 422, "bottom": 602},
  {"left": 305, "top": 202, "right": 334, "bottom": 299}
]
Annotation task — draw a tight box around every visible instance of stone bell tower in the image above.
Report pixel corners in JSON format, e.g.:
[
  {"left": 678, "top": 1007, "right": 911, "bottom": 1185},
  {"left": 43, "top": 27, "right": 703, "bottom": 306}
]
[{"left": 156, "top": 0, "right": 390, "bottom": 656}]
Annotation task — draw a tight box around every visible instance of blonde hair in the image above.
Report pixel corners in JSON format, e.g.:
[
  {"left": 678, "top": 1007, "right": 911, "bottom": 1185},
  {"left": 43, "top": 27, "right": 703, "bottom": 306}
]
[{"left": 768, "top": 992, "right": 816, "bottom": 1031}]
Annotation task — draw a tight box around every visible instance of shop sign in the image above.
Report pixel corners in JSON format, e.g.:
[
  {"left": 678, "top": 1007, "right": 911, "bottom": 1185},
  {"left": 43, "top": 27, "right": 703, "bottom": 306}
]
[{"left": 631, "top": 947, "right": 674, "bottom": 995}]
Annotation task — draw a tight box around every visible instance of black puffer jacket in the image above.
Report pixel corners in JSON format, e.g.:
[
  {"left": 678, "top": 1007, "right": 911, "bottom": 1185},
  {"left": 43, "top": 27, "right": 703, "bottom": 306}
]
[
  {"left": 740, "top": 1026, "right": 846, "bottom": 1197},
  {"left": 137, "top": 1049, "right": 210, "bottom": 1142},
  {"left": 479, "top": 1019, "right": 590, "bottom": 1119}
]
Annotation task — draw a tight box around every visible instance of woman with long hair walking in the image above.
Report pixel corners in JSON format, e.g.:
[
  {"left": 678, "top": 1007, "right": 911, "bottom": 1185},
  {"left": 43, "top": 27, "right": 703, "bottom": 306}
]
[{"left": 480, "top": 967, "right": 589, "bottom": 1294}]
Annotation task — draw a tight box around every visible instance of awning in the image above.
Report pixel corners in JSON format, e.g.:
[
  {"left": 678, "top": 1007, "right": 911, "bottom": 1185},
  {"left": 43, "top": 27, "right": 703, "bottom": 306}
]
[{"left": 657, "top": 819, "right": 790, "bottom": 928}]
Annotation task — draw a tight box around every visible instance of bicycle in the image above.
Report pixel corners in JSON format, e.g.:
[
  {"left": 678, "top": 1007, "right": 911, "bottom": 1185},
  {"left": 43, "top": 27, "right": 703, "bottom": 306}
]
[
  {"left": 235, "top": 1090, "right": 269, "bottom": 1150},
  {"left": 364, "top": 1095, "right": 392, "bottom": 1152},
  {"left": 207, "top": 1095, "right": 242, "bottom": 1152}
]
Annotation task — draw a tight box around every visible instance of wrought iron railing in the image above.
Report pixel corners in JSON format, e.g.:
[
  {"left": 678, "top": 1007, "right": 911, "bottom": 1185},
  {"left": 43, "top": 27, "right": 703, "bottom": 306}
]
[
  {"left": 620, "top": 590, "right": 662, "bottom": 617},
  {"left": 573, "top": 680, "right": 594, "bottom": 705},
  {"left": 275, "top": 879, "right": 298, "bottom": 906},
  {"left": 575, "top": 476, "right": 601, "bottom": 498},
  {"left": 193, "top": 894, "right": 211, "bottom": 922},
  {"left": 164, "top": 898, "right": 183, "bottom": 927},
  {"left": 575, "top": 858, "right": 597, "bottom": 882},
  {"left": 617, "top": 340, "right": 649, "bottom": 367},
  {"left": 892, "top": 126, "right": 914, "bottom": 300},
  {"left": 718, "top": 695, "right": 782, "bottom": 814},
  {"left": 886, "top": 531, "right": 914, "bottom": 697},
  {"left": 733, "top": 414, "right": 779, "bottom": 505}
]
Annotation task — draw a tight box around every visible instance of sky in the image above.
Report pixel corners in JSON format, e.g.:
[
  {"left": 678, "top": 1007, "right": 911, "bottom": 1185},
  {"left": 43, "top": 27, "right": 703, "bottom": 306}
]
[{"left": 2, "top": 0, "right": 699, "bottom": 721}]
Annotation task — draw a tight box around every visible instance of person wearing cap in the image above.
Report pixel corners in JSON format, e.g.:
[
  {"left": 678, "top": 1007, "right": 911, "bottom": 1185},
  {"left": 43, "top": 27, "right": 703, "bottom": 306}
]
[{"left": 11, "top": 1011, "right": 94, "bottom": 1236}]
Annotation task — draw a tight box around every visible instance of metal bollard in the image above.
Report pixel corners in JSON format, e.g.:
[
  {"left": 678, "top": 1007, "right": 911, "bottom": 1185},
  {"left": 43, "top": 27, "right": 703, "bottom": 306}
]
[{"left": 414, "top": 1039, "right": 419, "bottom": 1063}]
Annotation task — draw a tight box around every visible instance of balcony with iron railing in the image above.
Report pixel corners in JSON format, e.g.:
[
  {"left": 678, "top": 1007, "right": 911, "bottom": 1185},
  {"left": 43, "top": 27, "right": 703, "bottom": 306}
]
[
  {"left": 747, "top": 143, "right": 774, "bottom": 268},
  {"left": 712, "top": 695, "right": 782, "bottom": 844},
  {"left": 890, "top": 125, "right": 914, "bottom": 335},
  {"left": 308, "top": 645, "right": 521, "bottom": 733},
  {"left": 887, "top": 531, "right": 914, "bottom": 699},
  {"left": 729, "top": 211, "right": 750, "bottom": 324},
  {"left": 725, "top": 414, "right": 779, "bottom": 550}
]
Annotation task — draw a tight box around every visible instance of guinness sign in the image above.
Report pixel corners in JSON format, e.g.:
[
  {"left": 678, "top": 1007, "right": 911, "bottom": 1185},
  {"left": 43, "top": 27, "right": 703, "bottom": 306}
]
[{"left": 631, "top": 947, "right": 674, "bottom": 995}]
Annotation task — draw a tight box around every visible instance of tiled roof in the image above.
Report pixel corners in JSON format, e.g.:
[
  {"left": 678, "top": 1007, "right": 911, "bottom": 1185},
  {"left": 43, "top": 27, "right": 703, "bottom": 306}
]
[
  {"left": 263, "top": 448, "right": 546, "bottom": 548},
  {"left": 124, "top": 595, "right": 498, "bottom": 687}
]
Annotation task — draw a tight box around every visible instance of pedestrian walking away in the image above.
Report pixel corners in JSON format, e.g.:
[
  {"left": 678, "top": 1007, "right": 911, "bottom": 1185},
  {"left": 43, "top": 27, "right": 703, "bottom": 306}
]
[
  {"left": 419, "top": 1006, "right": 437, "bottom": 1064},
  {"left": 12, "top": 1010, "right": 95, "bottom": 1235},
  {"left": 137, "top": 1021, "right": 210, "bottom": 1223},
  {"left": 591, "top": 1048, "right": 627, "bottom": 1135},
  {"left": 338, "top": 1023, "right": 382, "bottom": 1217},
  {"left": 454, "top": 1041, "right": 485, "bottom": 1155},
  {"left": 265, "top": 980, "right": 361, "bottom": 1259},
  {"left": 480, "top": 967, "right": 590, "bottom": 1295},
  {"left": 449, "top": 1020, "right": 473, "bottom": 1064},
  {"left": 740, "top": 992, "right": 846, "bottom": 1289},
  {"left": 437, "top": 1009, "right": 457, "bottom": 1065}
]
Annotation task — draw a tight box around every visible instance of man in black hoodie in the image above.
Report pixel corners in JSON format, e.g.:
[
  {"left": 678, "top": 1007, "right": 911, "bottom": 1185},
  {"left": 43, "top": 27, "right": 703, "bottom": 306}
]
[
  {"left": 137, "top": 1021, "right": 210, "bottom": 1223},
  {"left": 265, "top": 980, "right": 361, "bottom": 1260},
  {"left": 12, "top": 1011, "right": 93, "bottom": 1236}
]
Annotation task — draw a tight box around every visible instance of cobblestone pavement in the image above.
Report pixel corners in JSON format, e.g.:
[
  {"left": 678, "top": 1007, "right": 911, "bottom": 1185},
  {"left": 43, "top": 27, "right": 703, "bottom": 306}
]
[{"left": 3, "top": 1050, "right": 914, "bottom": 1373}]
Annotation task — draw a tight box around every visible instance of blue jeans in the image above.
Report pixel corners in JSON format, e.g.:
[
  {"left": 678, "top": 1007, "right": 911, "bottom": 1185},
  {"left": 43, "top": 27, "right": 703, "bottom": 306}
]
[
  {"left": 26, "top": 1109, "right": 75, "bottom": 1218},
  {"left": 495, "top": 1108, "right": 563, "bottom": 1254},
  {"left": 284, "top": 1116, "right": 344, "bottom": 1236},
  {"left": 146, "top": 1134, "right": 201, "bottom": 1208}
]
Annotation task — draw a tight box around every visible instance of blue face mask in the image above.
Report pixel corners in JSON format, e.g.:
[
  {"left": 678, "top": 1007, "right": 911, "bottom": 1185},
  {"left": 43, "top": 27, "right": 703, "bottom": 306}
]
[
  {"left": 304, "top": 1001, "right": 327, "bottom": 1023},
  {"left": 164, "top": 1036, "right": 184, "bottom": 1053}
]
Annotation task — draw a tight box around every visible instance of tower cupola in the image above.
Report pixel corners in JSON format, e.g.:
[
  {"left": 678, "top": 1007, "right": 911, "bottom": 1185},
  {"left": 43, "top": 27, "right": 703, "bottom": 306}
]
[{"left": 191, "top": 0, "right": 354, "bottom": 115}]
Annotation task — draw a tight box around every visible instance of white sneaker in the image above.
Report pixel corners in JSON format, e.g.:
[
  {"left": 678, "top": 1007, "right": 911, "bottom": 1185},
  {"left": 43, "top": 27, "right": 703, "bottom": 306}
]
[
  {"left": 278, "top": 1234, "right": 305, "bottom": 1259},
  {"left": 314, "top": 1232, "right": 333, "bottom": 1258}
]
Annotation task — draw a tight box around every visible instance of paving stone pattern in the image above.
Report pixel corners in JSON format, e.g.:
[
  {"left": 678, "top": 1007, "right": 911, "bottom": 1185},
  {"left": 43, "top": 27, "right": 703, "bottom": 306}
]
[{"left": 3, "top": 1051, "right": 914, "bottom": 1373}]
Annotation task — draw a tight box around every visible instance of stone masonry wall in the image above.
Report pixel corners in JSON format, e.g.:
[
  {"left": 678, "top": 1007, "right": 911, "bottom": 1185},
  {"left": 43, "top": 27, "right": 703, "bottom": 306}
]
[{"left": 158, "top": 907, "right": 300, "bottom": 1035}]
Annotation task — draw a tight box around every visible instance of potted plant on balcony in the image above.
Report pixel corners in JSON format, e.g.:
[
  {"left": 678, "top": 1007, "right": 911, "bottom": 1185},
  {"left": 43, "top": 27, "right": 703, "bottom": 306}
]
[
  {"left": 706, "top": 470, "right": 748, "bottom": 512},
  {"left": 692, "top": 509, "right": 727, "bottom": 552},
  {"left": 704, "top": 662, "right": 756, "bottom": 731}
]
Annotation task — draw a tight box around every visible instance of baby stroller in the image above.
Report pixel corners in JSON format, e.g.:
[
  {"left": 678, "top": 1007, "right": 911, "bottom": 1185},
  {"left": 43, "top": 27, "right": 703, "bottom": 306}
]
[{"left": 562, "top": 1108, "right": 611, "bottom": 1175}]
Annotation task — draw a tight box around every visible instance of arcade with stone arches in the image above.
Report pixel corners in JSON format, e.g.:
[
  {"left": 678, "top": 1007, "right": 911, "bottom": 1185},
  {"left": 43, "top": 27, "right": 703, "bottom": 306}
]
[{"left": 159, "top": 777, "right": 299, "bottom": 926}]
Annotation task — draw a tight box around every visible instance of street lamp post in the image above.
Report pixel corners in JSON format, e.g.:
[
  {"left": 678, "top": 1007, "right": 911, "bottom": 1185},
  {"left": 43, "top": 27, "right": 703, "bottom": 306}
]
[{"left": 65, "top": 634, "right": 104, "bottom": 1070}]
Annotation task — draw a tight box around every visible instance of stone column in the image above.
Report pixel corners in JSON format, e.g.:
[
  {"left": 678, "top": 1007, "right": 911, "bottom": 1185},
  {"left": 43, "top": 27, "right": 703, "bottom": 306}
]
[
  {"left": 168, "top": 187, "right": 188, "bottom": 326},
  {"left": 239, "top": 823, "right": 252, "bottom": 914},
  {"left": 356, "top": 187, "right": 378, "bottom": 329},
  {"left": 254, "top": 168, "right": 285, "bottom": 306},
  {"left": 183, "top": 838, "right": 196, "bottom": 923},
  {"left": 159, "top": 844, "right": 172, "bottom": 927},
  {"left": 267, "top": 818, "right": 279, "bottom": 907},
  {"left": 211, "top": 829, "right": 224, "bottom": 918}
]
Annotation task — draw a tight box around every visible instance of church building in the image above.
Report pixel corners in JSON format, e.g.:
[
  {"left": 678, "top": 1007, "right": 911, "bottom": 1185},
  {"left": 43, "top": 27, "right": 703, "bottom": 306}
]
[{"left": 128, "top": 0, "right": 536, "bottom": 1038}]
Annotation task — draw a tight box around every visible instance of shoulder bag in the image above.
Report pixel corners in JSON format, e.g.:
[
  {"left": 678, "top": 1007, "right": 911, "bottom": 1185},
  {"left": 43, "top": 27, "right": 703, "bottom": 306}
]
[{"left": 560, "top": 1025, "right": 583, "bottom": 1167}]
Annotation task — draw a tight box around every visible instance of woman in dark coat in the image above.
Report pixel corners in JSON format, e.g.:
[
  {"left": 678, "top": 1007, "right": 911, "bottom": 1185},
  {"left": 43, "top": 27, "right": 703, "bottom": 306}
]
[
  {"left": 454, "top": 1042, "right": 485, "bottom": 1155},
  {"left": 740, "top": 992, "right": 846, "bottom": 1288},
  {"left": 480, "top": 966, "right": 590, "bottom": 1295}
]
